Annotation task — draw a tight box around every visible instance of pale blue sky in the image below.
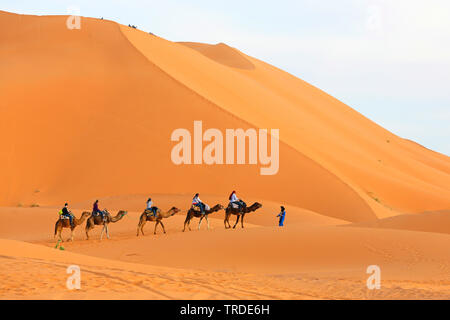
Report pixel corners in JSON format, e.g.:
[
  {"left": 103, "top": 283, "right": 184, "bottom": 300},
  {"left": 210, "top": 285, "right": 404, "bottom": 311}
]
[{"left": 3, "top": 0, "right": 450, "bottom": 155}]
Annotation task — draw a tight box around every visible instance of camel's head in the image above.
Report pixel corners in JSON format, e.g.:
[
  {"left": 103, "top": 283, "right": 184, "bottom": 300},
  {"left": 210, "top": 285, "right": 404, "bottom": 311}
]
[
  {"left": 81, "top": 211, "right": 91, "bottom": 218},
  {"left": 251, "top": 202, "right": 263, "bottom": 211},
  {"left": 118, "top": 210, "right": 128, "bottom": 216},
  {"left": 217, "top": 204, "right": 225, "bottom": 210},
  {"left": 170, "top": 207, "right": 180, "bottom": 216}
]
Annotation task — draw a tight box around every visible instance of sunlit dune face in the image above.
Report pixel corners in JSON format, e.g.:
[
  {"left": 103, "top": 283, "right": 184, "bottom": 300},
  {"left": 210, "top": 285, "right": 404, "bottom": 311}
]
[{"left": 179, "top": 42, "right": 256, "bottom": 70}]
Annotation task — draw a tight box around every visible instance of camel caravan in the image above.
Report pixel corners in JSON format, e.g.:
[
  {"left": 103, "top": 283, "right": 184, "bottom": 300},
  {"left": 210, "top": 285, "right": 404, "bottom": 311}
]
[{"left": 54, "top": 191, "right": 263, "bottom": 242}]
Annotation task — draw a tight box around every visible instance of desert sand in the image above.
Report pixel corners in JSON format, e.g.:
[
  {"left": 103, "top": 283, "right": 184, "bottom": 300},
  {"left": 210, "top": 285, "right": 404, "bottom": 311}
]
[{"left": 0, "top": 11, "right": 450, "bottom": 299}]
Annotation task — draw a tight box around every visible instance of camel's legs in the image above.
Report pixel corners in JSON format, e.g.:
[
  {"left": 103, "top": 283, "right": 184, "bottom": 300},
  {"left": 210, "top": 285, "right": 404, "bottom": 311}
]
[
  {"left": 137, "top": 221, "right": 141, "bottom": 236},
  {"left": 241, "top": 214, "right": 245, "bottom": 228},
  {"left": 183, "top": 215, "right": 190, "bottom": 232},
  {"left": 85, "top": 226, "right": 92, "bottom": 240},
  {"left": 100, "top": 224, "right": 105, "bottom": 240},
  {"left": 160, "top": 221, "right": 166, "bottom": 234},
  {"left": 206, "top": 216, "right": 210, "bottom": 230},
  {"left": 106, "top": 224, "right": 110, "bottom": 239},
  {"left": 55, "top": 222, "right": 63, "bottom": 242},
  {"left": 224, "top": 213, "right": 230, "bottom": 229},
  {"left": 141, "top": 219, "right": 147, "bottom": 236},
  {"left": 233, "top": 215, "right": 240, "bottom": 229},
  {"left": 137, "top": 218, "right": 147, "bottom": 236},
  {"left": 198, "top": 216, "right": 203, "bottom": 230},
  {"left": 70, "top": 229, "right": 74, "bottom": 242},
  {"left": 85, "top": 218, "right": 93, "bottom": 240},
  {"left": 154, "top": 221, "right": 159, "bottom": 234}
]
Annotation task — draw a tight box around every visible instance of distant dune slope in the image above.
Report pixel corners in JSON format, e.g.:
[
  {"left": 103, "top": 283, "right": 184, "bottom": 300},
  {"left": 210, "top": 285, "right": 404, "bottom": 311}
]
[
  {"left": 123, "top": 30, "right": 450, "bottom": 215},
  {"left": 179, "top": 42, "right": 255, "bottom": 70},
  {"left": 350, "top": 210, "right": 450, "bottom": 235},
  {"left": 1, "top": 11, "right": 449, "bottom": 223}
]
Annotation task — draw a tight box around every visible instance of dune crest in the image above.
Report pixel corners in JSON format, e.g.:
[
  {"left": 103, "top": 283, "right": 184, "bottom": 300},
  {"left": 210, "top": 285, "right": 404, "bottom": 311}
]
[{"left": 179, "top": 42, "right": 255, "bottom": 70}]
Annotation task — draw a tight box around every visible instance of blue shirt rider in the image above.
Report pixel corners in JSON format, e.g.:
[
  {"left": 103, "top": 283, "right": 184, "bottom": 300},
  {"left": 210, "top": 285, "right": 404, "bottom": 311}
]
[
  {"left": 146, "top": 198, "right": 158, "bottom": 217},
  {"left": 277, "top": 206, "right": 286, "bottom": 227}
]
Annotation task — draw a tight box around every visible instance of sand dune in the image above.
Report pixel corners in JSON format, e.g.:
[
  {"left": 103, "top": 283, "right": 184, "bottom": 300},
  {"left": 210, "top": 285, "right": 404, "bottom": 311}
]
[
  {"left": 123, "top": 27, "right": 450, "bottom": 216},
  {"left": 1, "top": 10, "right": 450, "bottom": 299},
  {"left": 2, "top": 222, "right": 450, "bottom": 299},
  {"left": 350, "top": 210, "right": 450, "bottom": 235},
  {"left": 1, "top": 10, "right": 378, "bottom": 223},
  {"left": 2, "top": 195, "right": 450, "bottom": 299},
  {"left": 2, "top": 10, "right": 449, "bottom": 222}
]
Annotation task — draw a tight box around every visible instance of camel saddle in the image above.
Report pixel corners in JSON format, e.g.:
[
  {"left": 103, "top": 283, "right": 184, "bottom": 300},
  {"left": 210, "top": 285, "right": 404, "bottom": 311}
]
[
  {"left": 145, "top": 207, "right": 158, "bottom": 216},
  {"left": 229, "top": 201, "right": 246, "bottom": 210},
  {"left": 192, "top": 204, "right": 210, "bottom": 212},
  {"left": 230, "top": 203, "right": 240, "bottom": 209}
]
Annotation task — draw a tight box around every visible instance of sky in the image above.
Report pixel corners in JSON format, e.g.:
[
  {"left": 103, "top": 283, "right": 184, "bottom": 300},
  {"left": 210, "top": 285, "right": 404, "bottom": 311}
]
[{"left": 3, "top": 0, "right": 450, "bottom": 155}]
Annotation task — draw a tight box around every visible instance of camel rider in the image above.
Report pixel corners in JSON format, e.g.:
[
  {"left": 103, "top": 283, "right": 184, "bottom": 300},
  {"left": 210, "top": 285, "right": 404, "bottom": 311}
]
[
  {"left": 146, "top": 198, "right": 158, "bottom": 217},
  {"left": 93, "top": 200, "right": 105, "bottom": 219},
  {"left": 60, "top": 203, "right": 74, "bottom": 228},
  {"left": 229, "top": 191, "right": 246, "bottom": 212},
  {"left": 277, "top": 206, "right": 286, "bottom": 227},
  {"left": 192, "top": 193, "right": 206, "bottom": 215}
]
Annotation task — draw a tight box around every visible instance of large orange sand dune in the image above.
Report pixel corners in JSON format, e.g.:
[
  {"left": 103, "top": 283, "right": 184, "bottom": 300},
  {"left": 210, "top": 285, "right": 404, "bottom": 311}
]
[{"left": 1, "top": 11, "right": 449, "bottom": 222}]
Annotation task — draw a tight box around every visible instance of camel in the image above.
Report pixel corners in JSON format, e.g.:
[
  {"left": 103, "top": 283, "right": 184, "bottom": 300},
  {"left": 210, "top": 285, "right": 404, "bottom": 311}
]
[
  {"left": 183, "top": 204, "right": 224, "bottom": 232},
  {"left": 224, "top": 202, "right": 263, "bottom": 229},
  {"left": 85, "top": 209, "right": 128, "bottom": 240},
  {"left": 54, "top": 211, "right": 91, "bottom": 242},
  {"left": 136, "top": 207, "right": 180, "bottom": 236}
]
